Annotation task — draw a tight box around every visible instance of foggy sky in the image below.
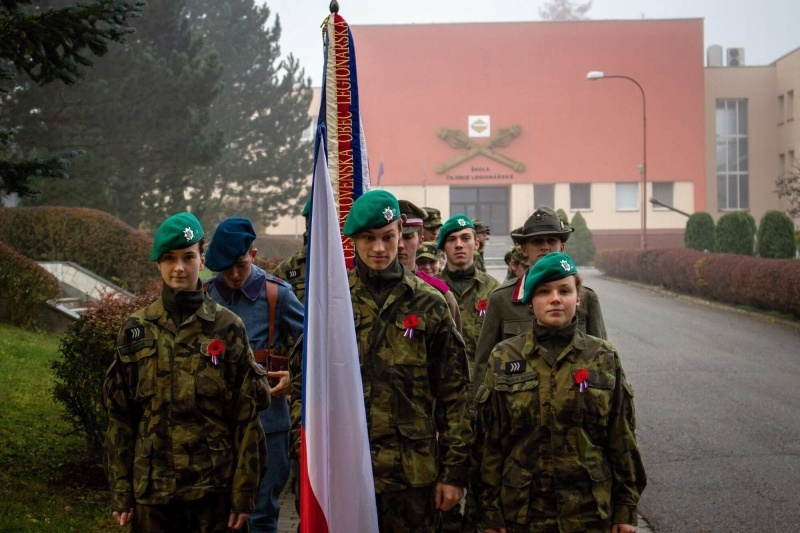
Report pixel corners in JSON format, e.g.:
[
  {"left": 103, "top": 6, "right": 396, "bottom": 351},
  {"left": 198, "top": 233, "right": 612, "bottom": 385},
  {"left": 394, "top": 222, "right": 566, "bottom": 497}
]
[{"left": 263, "top": 0, "right": 800, "bottom": 85}]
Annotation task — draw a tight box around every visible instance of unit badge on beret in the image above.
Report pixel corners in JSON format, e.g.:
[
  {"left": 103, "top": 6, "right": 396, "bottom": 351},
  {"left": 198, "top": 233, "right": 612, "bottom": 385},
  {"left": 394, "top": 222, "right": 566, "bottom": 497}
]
[
  {"left": 457, "top": 218, "right": 467, "bottom": 227},
  {"left": 534, "top": 211, "right": 544, "bottom": 221},
  {"left": 383, "top": 207, "right": 395, "bottom": 222},
  {"left": 183, "top": 227, "right": 194, "bottom": 242},
  {"left": 560, "top": 260, "right": 572, "bottom": 272}
]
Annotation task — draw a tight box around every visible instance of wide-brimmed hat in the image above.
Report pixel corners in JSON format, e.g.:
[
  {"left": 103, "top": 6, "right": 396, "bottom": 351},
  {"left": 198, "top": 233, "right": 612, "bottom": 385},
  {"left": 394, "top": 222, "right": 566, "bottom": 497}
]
[{"left": 511, "top": 206, "right": 573, "bottom": 245}]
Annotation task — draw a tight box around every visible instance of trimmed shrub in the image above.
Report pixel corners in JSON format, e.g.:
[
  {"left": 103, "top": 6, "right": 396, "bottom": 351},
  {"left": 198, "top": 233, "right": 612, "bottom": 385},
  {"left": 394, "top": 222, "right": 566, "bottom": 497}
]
[
  {"left": 564, "top": 211, "right": 596, "bottom": 265},
  {"left": 0, "top": 241, "right": 61, "bottom": 328},
  {"left": 51, "top": 286, "right": 159, "bottom": 455},
  {"left": 685, "top": 212, "right": 715, "bottom": 251},
  {"left": 0, "top": 206, "right": 156, "bottom": 293},
  {"left": 596, "top": 248, "right": 800, "bottom": 318},
  {"left": 715, "top": 211, "right": 755, "bottom": 255},
  {"left": 757, "top": 210, "right": 796, "bottom": 259}
]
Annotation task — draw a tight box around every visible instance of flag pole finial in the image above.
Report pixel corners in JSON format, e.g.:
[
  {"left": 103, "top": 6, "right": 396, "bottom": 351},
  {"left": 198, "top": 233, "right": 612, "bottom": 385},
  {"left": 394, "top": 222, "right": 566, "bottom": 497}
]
[{"left": 329, "top": 0, "right": 339, "bottom": 13}]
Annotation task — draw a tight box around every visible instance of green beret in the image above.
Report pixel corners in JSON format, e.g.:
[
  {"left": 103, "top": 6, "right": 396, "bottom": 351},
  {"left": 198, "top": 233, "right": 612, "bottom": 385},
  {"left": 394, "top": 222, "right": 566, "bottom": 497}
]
[
  {"left": 436, "top": 214, "right": 475, "bottom": 250},
  {"left": 521, "top": 252, "right": 578, "bottom": 304},
  {"left": 205, "top": 217, "right": 256, "bottom": 271},
  {"left": 511, "top": 205, "right": 573, "bottom": 245},
  {"left": 422, "top": 207, "right": 443, "bottom": 229},
  {"left": 151, "top": 212, "right": 204, "bottom": 261},
  {"left": 342, "top": 190, "right": 401, "bottom": 236},
  {"left": 301, "top": 196, "right": 311, "bottom": 217},
  {"left": 398, "top": 199, "right": 427, "bottom": 235},
  {"left": 416, "top": 242, "right": 439, "bottom": 262}
]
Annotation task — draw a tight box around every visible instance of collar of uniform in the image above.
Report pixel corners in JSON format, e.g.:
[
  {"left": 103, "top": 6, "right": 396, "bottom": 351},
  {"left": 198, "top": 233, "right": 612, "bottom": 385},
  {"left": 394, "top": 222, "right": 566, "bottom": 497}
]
[
  {"left": 143, "top": 289, "right": 216, "bottom": 323},
  {"left": 211, "top": 265, "right": 267, "bottom": 303}
]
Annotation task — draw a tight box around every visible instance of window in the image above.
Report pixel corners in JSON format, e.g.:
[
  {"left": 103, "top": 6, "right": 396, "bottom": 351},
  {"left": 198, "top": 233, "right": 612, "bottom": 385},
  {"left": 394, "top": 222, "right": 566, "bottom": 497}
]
[
  {"left": 780, "top": 153, "right": 786, "bottom": 174},
  {"left": 788, "top": 90, "right": 795, "bottom": 121},
  {"left": 790, "top": 151, "right": 796, "bottom": 173},
  {"left": 778, "top": 95, "right": 785, "bottom": 123},
  {"left": 570, "top": 183, "right": 591, "bottom": 210},
  {"left": 616, "top": 183, "right": 638, "bottom": 210},
  {"left": 716, "top": 99, "right": 749, "bottom": 210},
  {"left": 652, "top": 182, "right": 674, "bottom": 210},
  {"left": 533, "top": 183, "right": 555, "bottom": 210}
]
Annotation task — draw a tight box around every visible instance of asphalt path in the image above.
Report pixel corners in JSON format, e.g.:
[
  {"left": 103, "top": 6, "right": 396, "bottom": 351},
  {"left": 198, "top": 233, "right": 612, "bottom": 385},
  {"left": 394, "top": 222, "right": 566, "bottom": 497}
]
[{"left": 576, "top": 267, "right": 800, "bottom": 533}]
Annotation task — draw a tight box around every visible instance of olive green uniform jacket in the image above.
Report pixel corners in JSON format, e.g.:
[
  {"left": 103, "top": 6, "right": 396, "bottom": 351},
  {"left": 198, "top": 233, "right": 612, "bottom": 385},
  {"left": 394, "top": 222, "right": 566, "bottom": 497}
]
[
  {"left": 472, "top": 276, "right": 606, "bottom": 397},
  {"left": 475, "top": 328, "right": 645, "bottom": 531},
  {"left": 438, "top": 267, "right": 500, "bottom": 382},
  {"left": 272, "top": 247, "right": 307, "bottom": 303},
  {"left": 290, "top": 267, "right": 474, "bottom": 493},
  {"left": 103, "top": 295, "right": 270, "bottom": 514}
]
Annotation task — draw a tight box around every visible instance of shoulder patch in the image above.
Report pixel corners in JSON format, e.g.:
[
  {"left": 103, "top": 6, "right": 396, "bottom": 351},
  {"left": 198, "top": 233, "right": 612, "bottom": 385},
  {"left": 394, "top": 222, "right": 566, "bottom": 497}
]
[
  {"left": 125, "top": 325, "right": 145, "bottom": 342},
  {"left": 285, "top": 268, "right": 301, "bottom": 280},
  {"left": 505, "top": 360, "right": 525, "bottom": 374}
]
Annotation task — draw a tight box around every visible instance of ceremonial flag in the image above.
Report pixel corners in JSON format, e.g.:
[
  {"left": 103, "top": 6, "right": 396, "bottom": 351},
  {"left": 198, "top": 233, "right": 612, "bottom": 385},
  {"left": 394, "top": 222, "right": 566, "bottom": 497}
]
[
  {"left": 299, "top": 141, "right": 378, "bottom": 533},
  {"left": 298, "top": 5, "right": 378, "bottom": 532}
]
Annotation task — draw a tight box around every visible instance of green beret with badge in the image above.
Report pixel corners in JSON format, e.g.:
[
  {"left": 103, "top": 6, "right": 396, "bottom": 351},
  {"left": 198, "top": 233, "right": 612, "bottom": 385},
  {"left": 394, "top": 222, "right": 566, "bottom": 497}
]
[
  {"left": 302, "top": 196, "right": 311, "bottom": 217},
  {"left": 436, "top": 213, "right": 475, "bottom": 250},
  {"left": 342, "top": 190, "right": 401, "bottom": 236},
  {"left": 521, "top": 252, "right": 578, "bottom": 304},
  {"left": 150, "top": 212, "right": 205, "bottom": 261}
]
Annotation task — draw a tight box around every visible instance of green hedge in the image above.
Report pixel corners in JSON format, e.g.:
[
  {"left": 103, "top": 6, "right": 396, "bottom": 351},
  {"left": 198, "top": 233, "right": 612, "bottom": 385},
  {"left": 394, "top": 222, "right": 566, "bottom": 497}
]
[
  {"left": 684, "top": 212, "right": 715, "bottom": 251},
  {"left": 715, "top": 211, "right": 755, "bottom": 255},
  {"left": 0, "top": 206, "right": 156, "bottom": 293},
  {"left": 757, "top": 210, "right": 796, "bottom": 259},
  {"left": 564, "top": 211, "right": 596, "bottom": 265},
  {"left": 0, "top": 241, "right": 61, "bottom": 328},
  {"left": 596, "top": 248, "right": 800, "bottom": 317}
]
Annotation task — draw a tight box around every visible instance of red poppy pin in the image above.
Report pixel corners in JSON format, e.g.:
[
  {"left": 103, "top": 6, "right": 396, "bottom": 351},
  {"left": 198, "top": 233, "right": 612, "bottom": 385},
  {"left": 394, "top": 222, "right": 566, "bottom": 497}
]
[
  {"left": 208, "top": 339, "right": 225, "bottom": 366},
  {"left": 476, "top": 299, "right": 488, "bottom": 317},
  {"left": 574, "top": 368, "right": 590, "bottom": 392},
  {"left": 403, "top": 313, "right": 419, "bottom": 339}
]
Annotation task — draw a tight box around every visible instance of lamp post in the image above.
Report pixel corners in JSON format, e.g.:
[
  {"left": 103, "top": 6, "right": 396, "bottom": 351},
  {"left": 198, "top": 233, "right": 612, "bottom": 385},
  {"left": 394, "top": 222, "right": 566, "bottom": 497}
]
[{"left": 587, "top": 71, "right": 647, "bottom": 249}]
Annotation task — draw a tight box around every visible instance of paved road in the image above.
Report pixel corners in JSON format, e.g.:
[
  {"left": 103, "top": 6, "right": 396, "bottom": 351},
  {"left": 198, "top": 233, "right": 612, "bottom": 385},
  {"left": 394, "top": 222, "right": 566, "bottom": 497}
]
[{"left": 581, "top": 268, "right": 800, "bottom": 533}]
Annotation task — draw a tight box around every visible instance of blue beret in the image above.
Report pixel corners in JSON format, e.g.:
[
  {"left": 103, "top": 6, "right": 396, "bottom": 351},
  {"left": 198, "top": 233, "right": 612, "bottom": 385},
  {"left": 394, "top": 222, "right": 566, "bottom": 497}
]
[
  {"left": 205, "top": 217, "right": 257, "bottom": 271},
  {"left": 436, "top": 214, "right": 475, "bottom": 250},
  {"left": 521, "top": 252, "right": 578, "bottom": 304},
  {"left": 151, "top": 212, "right": 204, "bottom": 261},
  {"left": 342, "top": 190, "right": 401, "bottom": 236}
]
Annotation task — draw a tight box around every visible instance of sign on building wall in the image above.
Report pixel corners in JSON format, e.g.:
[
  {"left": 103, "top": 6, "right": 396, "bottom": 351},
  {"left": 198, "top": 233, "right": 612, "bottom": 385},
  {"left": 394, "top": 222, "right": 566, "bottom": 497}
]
[{"left": 468, "top": 115, "right": 491, "bottom": 137}]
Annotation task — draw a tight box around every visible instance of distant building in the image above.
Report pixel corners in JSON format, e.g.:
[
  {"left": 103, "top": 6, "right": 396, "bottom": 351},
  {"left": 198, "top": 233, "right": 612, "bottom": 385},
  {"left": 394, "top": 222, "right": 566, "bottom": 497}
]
[{"left": 270, "top": 19, "right": 799, "bottom": 249}]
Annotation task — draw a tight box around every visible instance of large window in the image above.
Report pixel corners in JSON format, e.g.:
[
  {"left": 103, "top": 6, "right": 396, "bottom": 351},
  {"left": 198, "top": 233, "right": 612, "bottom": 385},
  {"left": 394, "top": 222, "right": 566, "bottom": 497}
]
[
  {"left": 652, "top": 182, "right": 675, "bottom": 210},
  {"left": 716, "top": 99, "right": 749, "bottom": 210},
  {"left": 533, "top": 183, "right": 555, "bottom": 210},
  {"left": 570, "top": 183, "right": 591, "bottom": 211},
  {"left": 616, "top": 183, "right": 638, "bottom": 211}
]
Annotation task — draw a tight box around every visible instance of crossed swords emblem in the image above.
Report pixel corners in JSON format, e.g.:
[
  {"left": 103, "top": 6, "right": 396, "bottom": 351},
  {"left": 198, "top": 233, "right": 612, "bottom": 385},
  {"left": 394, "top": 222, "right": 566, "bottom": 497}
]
[{"left": 435, "top": 125, "right": 526, "bottom": 174}]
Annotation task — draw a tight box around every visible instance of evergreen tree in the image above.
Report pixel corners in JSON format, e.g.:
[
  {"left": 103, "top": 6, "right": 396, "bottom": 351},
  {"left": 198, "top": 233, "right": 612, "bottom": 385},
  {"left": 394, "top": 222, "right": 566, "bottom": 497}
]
[
  {"left": 0, "top": 0, "right": 145, "bottom": 198},
  {"left": 539, "top": 0, "right": 592, "bottom": 21},
  {"left": 11, "top": 0, "right": 224, "bottom": 228},
  {"left": 684, "top": 212, "right": 715, "bottom": 251},
  {"left": 757, "top": 210, "right": 796, "bottom": 259},
  {"left": 564, "top": 211, "right": 596, "bottom": 265},
  {"left": 183, "top": 0, "right": 313, "bottom": 228}
]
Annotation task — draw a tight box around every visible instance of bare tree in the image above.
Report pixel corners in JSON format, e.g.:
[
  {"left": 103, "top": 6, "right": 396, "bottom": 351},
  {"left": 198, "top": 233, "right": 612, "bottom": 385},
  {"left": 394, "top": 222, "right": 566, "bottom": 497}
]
[
  {"left": 539, "top": 0, "right": 592, "bottom": 21},
  {"left": 775, "top": 160, "right": 800, "bottom": 219}
]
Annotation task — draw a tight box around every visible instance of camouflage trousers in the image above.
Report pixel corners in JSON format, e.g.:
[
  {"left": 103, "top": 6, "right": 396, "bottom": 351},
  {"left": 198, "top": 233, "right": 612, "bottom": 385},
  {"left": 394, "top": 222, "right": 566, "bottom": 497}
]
[
  {"left": 501, "top": 519, "right": 612, "bottom": 533},
  {"left": 132, "top": 492, "right": 245, "bottom": 533},
  {"left": 376, "top": 486, "right": 439, "bottom": 533}
]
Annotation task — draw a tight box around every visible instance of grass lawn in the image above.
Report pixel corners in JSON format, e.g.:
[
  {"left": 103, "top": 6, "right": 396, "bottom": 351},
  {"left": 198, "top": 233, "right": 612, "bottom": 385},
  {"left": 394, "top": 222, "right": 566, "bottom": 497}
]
[{"left": 0, "top": 324, "right": 116, "bottom": 532}]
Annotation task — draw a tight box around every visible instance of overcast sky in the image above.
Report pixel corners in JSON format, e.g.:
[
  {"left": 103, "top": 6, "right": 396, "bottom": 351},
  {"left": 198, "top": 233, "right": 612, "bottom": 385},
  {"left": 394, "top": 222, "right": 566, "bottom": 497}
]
[{"left": 263, "top": 0, "right": 800, "bottom": 85}]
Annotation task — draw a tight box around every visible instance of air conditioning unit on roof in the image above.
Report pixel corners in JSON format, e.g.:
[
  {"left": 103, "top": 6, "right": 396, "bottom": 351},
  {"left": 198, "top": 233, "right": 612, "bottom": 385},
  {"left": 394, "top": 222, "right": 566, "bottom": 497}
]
[{"left": 727, "top": 48, "right": 745, "bottom": 67}]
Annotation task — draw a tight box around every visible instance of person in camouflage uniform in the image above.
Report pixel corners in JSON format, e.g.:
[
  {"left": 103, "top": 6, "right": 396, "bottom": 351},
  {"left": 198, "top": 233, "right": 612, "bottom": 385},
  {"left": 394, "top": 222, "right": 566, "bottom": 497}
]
[
  {"left": 103, "top": 212, "right": 270, "bottom": 532},
  {"left": 290, "top": 190, "right": 473, "bottom": 532},
  {"left": 475, "top": 253, "right": 645, "bottom": 533},
  {"left": 436, "top": 214, "right": 500, "bottom": 382},
  {"left": 422, "top": 206, "right": 443, "bottom": 244},
  {"left": 473, "top": 206, "right": 606, "bottom": 397},
  {"left": 416, "top": 241, "right": 443, "bottom": 276},
  {"left": 472, "top": 219, "right": 490, "bottom": 272},
  {"left": 272, "top": 199, "right": 310, "bottom": 302}
]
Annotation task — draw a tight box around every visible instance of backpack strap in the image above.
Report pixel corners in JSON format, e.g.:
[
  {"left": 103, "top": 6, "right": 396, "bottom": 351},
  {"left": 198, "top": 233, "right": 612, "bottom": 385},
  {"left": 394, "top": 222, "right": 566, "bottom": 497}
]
[{"left": 265, "top": 279, "right": 279, "bottom": 349}]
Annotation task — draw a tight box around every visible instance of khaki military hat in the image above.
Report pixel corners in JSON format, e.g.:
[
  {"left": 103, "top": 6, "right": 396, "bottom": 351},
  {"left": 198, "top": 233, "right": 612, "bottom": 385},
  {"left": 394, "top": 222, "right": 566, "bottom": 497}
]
[
  {"left": 343, "top": 190, "right": 401, "bottom": 236},
  {"left": 511, "top": 206, "right": 573, "bottom": 245},
  {"left": 416, "top": 242, "right": 439, "bottom": 262},
  {"left": 398, "top": 200, "right": 427, "bottom": 235},
  {"left": 473, "top": 219, "right": 490, "bottom": 234},
  {"left": 422, "top": 207, "right": 443, "bottom": 229},
  {"left": 151, "top": 212, "right": 204, "bottom": 261}
]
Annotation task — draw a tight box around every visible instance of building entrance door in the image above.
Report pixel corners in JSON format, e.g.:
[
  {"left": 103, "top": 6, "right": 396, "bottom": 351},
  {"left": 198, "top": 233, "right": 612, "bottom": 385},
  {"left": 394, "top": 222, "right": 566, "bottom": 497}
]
[{"left": 449, "top": 186, "right": 509, "bottom": 235}]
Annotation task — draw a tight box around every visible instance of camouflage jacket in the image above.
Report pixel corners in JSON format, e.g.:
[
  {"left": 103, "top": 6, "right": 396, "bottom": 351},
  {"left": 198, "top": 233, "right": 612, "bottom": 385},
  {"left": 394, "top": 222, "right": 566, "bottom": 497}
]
[
  {"left": 472, "top": 276, "right": 606, "bottom": 397},
  {"left": 290, "top": 267, "right": 473, "bottom": 493},
  {"left": 475, "top": 328, "right": 646, "bottom": 531},
  {"left": 272, "top": 247, "right": 307, "bottom": 303},
  {"left": 103, "top": 295, "right": 270, "bottom": 513},
  {"left": 438, "top": 266, "right": 500, "bottom": 382}
]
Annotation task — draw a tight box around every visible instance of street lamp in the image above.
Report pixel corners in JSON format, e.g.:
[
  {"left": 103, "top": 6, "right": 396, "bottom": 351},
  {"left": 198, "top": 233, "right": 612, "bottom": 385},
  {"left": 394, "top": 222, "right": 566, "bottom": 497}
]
[{"left": 587, "top": 70, "right": 647, "bottom": 249}]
